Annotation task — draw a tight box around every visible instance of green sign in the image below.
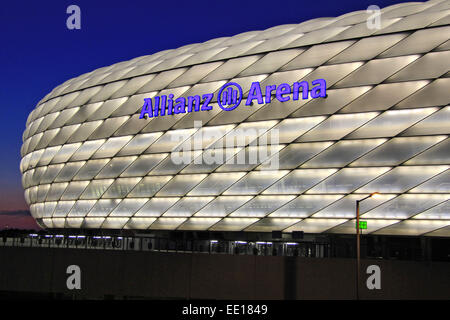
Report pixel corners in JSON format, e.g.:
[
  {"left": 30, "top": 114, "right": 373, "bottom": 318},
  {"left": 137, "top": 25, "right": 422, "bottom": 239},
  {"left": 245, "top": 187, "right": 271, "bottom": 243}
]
[{"left": 357, "top": 221, "right": 368, "bottom": 229}]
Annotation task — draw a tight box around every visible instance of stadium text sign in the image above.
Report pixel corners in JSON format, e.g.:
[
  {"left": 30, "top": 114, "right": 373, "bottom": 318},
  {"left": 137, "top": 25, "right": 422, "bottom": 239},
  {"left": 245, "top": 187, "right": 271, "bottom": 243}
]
[{"left": 139, "top": 79, "right": 327, "bottom": 119}]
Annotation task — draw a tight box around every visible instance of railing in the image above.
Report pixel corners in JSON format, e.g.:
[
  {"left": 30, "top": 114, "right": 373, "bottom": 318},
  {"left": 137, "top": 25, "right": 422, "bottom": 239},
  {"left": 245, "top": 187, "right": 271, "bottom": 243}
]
[{"left": 0, "top": 234, "right": 330, "bottom": 258}]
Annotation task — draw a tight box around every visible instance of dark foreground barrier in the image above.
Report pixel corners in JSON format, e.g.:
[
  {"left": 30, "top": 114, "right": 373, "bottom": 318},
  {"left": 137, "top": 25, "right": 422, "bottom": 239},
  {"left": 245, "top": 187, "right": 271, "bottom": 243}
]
[{"left": 0, "top": 246, "right": 449, "bottom": 299}]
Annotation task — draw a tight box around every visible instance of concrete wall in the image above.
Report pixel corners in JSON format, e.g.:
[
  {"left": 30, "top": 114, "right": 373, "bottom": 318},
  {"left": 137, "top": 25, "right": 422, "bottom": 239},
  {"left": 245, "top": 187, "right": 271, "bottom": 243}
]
[{"left": 0, "top": 247, "right": 449, "bottom": 299}]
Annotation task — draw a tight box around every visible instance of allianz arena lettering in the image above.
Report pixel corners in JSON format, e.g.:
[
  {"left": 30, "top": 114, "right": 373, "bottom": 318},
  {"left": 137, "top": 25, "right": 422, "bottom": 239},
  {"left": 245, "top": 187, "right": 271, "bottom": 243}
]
[{"left": 139, "top": 79, "right": 327, "bottom": 119}]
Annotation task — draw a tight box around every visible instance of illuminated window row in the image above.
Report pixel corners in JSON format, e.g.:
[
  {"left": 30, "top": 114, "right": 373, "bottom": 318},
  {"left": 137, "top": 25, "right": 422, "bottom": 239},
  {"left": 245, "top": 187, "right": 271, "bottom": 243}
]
[
  {"left": 28, "top": 193, "right": 449, "bottom": 225},
  {"left": 36, "top": 216, "right": 450, "bottom": 235},
  {"left": 23, "top": 165, "right": 449, "bottom": 206},
  {"left": 21, "top": 107, "right": 448, "bottom": 172}
]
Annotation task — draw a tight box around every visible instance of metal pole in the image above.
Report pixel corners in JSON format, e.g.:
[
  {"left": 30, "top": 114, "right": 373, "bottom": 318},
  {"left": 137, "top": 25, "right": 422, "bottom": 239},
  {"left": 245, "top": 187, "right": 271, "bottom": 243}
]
[{"left": 356, "top": 200, "right": 360, "bottom": 300}]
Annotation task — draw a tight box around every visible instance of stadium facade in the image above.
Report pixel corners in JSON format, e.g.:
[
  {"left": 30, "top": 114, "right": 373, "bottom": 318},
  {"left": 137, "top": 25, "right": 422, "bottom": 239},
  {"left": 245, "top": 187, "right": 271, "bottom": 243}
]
[{"left": 20, "top": 0, "right": 450, "bottom": 238}]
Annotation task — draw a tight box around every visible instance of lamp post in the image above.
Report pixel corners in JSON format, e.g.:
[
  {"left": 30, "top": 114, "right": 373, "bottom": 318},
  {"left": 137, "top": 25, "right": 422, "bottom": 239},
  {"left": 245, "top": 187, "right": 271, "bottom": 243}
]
[{"left": 355, "top": 192, "right": 379, "bottom": 300}]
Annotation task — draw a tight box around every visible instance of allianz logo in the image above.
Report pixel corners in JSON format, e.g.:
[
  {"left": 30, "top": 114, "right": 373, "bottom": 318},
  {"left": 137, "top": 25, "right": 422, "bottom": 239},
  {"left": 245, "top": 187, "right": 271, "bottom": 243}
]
[{"left": 139, "top": 79, "right": 327, "bottom": 119}]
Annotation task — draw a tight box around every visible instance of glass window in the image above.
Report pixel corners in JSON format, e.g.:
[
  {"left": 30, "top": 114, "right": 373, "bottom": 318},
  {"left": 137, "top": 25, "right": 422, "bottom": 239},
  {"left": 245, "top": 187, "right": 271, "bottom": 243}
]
[
  {"left": 80, "top": 179, "right": 114, "bottom": 199},
  {"left": 209, "top": 218, "right": 259, "bottom": 231},
  {"left": 88, "top": 199, "right": 121, "bottom": 217},
  {"left": 117, "top": 133, "right": 162, "bottom": 156},
  {"left": 189, "top": 172, "right": 247, "bottom": 196},
  {"left": 60, "top": 181, "right": 90, "bottom": 200},
  {"left": 284, "top": 218, "right": 348, "bottom": 233},
  {"left": 121, "top": 154, "right": 168, "bottom": 177},
  {"left": 352, "top": 136, "right": 446, "bottom": 166},
  {"left": 304, "top": 139, "right": 386, "bottom": 168},
  {"left": 92, "top": 136, "right": 132, "bottom": 159},
  {"left": 163, "top": 197, "right": 214, "bottom": 217},
  {"left": 148, "top": 218, "right": 187, "bottom": 230},
  {"left": 264, "top": 169, "right": 337, "bottom": 194},
  {"left": 102, "top": 177, "right": 142, "bottom": 198},
  {"left": 270, "top": 194, "right": 343, "bottom": 218},
  {"left": 224, "top": 170, "right": 289, "bottom": 195},
  {"left": 308, "top": 167, "right": 391, "bottom": 194},
  {"left": 46, "top": 182, "right": 69, "bottom": 201},
  {"left": 53, "top": 201, "right": 75, "bottom": 217},
  {"left": 54, "top": 161, "right": 85, "bottom": 182},
  {"left": 245, "top": 218, "right": 301, "bottom": 232},
  {"left": 128, "top": 176, "right": 173, "bottom": 197},
  {"left": 134, "top": 198, "right": 180, "bottom": 217},
  {"left": 297, "top": 113, "right": 378, "bottom": 142},
  {"left": 195, "top": 196, "right": 253, "bottom": 217},
  {"left": 96, "top": 157, "right": 137, "bottom": 179},
  {"left": 347, "top": 108, "right": 438, "bottom": 139},
  {"left": 67, "top": 200, "right": 96, "bottom": 217},
  {"left": 70, "top": 140, "right": 105, "bottom": 161},
  {"left": 357, "top": 165, "right": 448, "bottom": 193},
  {"left": 178, "top": 218, "right": 222, "bottom": 231},
  {"left": 229, "top": 195, "right": 295, "bottom": 217},
  {"left": 109, "top": 198, "right": 148, "bottom": 217},
  {"left": 157, "top": 174, "right": 207, "bottom": 196},
  {"left": 73, "top": 159, "right": 109, "bottom": 180}
]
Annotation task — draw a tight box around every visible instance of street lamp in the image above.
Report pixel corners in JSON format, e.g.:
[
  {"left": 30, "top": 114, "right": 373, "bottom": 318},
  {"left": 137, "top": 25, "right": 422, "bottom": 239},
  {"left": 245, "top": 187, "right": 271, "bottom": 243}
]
[{"left": 355, "top": 192, "right": 379, "bottom": 300}]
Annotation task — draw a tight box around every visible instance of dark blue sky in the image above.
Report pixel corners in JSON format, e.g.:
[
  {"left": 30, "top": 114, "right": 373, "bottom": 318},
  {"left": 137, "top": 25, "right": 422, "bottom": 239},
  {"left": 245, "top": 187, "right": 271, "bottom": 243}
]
[{"left": 0, "top": 0, "right": 412, "bottom": 211}]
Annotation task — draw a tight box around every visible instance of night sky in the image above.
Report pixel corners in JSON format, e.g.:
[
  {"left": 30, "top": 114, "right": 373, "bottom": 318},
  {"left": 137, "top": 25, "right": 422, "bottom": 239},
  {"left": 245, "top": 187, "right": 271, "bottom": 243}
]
[{"left": 0, "top": 0, "right": 413, "bottom": 228}]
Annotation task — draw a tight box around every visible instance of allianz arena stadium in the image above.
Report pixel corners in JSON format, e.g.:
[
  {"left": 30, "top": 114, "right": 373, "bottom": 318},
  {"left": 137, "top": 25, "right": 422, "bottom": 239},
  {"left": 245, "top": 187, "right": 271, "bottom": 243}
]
[{"left": 20, "top": 0, "right": 449, "bottom": 237}]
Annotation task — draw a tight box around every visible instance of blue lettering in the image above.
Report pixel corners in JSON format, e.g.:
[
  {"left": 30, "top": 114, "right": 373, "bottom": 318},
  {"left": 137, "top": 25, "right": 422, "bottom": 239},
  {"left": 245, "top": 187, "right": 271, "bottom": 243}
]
[
  {"left": 246, "top": 82, "right": 264, "bottom": 106},
  {"left": 174, "top": 97, "right": 186, "bottom": 114},
  {"left": 160, "top": 95, "right": 167, "bottom": 116},
  {"left": 153, "top": 96, "right": 162, "bottom": 117},
  {"left": 140, "top": 79, "right": 327, "bottom": 119},
  {"left": 167, "top": 94, "right": 174, "bottom": 115},
  {"left": 201, "top": 93, "right": 213, "bottom": 111},
  {"left": 139, "top": 98, "right": 153, "bottom": 119},
  {"left": 293, "top": 81, "right": 309, "bottom": 100},
  {"left": 276, "top": 83, "right": 291, "bottom": 102},
  {"left": 311, "top": 79, "right": 327, "bottom": 98},
  {"left": 265, "top": 85, "right": 276, "bottom": 104},
  {"left": 187, "top": 95, "right": 201, "bottom": 112}
]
